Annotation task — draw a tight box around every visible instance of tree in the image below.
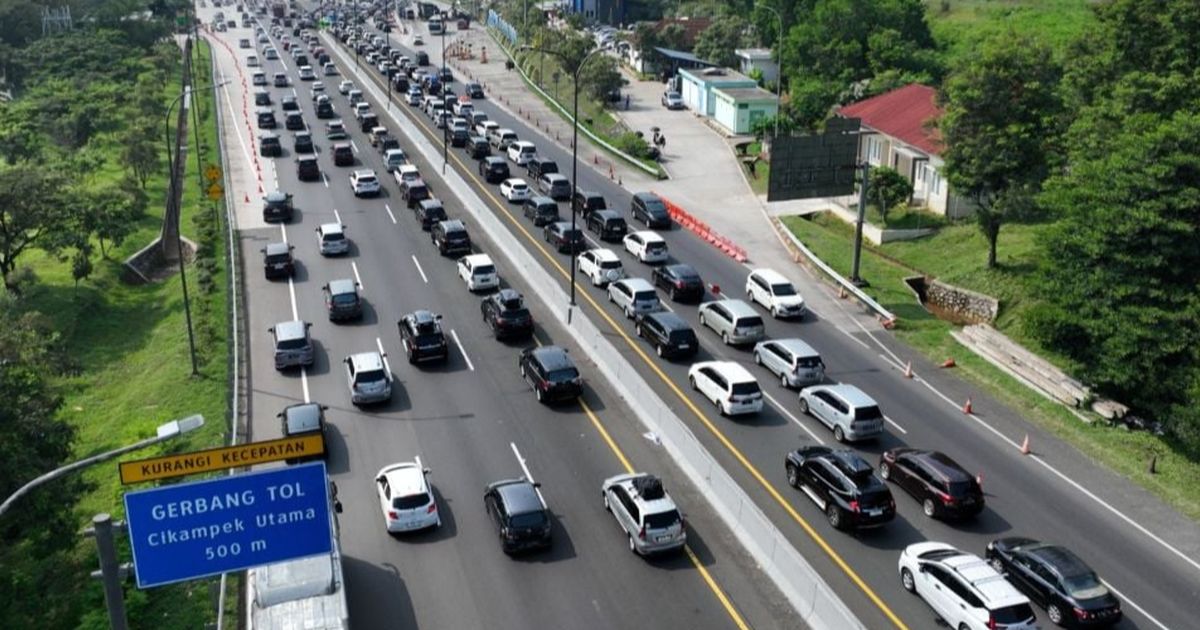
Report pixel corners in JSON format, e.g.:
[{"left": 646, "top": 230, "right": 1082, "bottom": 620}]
[
  {"left": 939, "top": 35, "right": 1064, "bottom": 268},
  {"left": 579, "top": 56, "right": 624, "bottom": 103},
  {"left": 1033, "top": 111, "right": 1200, "bottom": 455},
  {"left": 658, "top": 23, "right": 688, "bottom": 51},
  {"left": 0, "top": 165, "right": 73, "bottom": 293},
  {"left": 121, "top": 120, "right": 160, "bottom": 189},
  {"left": 868, "top": 166, "right": 912, "bottom": 226},
  {"left": 693, "top": 15, "right": 751, "bottom": 68}
]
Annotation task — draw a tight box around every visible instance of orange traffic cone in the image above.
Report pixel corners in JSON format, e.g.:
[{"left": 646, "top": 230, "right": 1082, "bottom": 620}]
[
  {"left": 962, "top": 398, "right": 973, "bottom": 414},
  {"left": 903, "top": 361, "right": 913, "bottom": 379},
  {"left": 941, "top": 357, "right": 956, "bottom": 368},
  {"left": 1020, "top": 434, "right": 1031, "bottom": 455}
]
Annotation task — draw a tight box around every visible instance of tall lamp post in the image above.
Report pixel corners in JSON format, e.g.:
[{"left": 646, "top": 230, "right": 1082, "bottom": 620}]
[
  {"left": 517, "top": 44, "right": 606, "bottom": 308},
  {"left": 164, "top": 79, "right": 229, "bottom": 377},
  {"left": 756, "top": 2, "right": 783, "bottom": 140},
  {"left": 441, "top": 14, "right": 448, "bottom": 173}
]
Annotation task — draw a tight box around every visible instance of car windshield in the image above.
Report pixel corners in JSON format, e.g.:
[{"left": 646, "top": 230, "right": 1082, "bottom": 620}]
[
  {"left": 855, "top": 404, "right": 883, "bottom": 421},
  {"left": 644, "top": 199, "right": 667, "bottom": 213},
  {"left": 547, "top": 367, "right": 579, "bottom": 382},
  {"left": 1062, "top": 572, "right": 1108, "bottom": 599},
  {"left": 796, "top": 356, "right": 822, "bottom": 368},
  {"left": 355, "top": 369, "right": 387, "bottom": 385},
  {"left": 644, "top": 509, "right": 681, "bottom": 530},
  {"left": 731, "top": 382, "right": 761, "bottom": 396},
  {"left": 510, "top": 511, "right": 547, "bottom": 528},
  {"left": 332, "top": 293, "right": 358, "bottom": 305},
  {"left": 771, "top": 283, "right": 797, "bottom": 296},
  {"left": 276, "top": 337, "right": 308, "bottom": 350},
  {"left": 392, "top": 492, "right": 430, "bottom": 510}
]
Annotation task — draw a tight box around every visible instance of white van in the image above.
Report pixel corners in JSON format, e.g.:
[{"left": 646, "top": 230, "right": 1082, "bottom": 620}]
[
  {"left": 688, "top": 361, "right": 764, "bottom": 416},
  {"left": 745, "top": 268, "right": 806, "bottom": 318},
  {"left": 506, "top": 140, "right": 536, "bottom": 166}
]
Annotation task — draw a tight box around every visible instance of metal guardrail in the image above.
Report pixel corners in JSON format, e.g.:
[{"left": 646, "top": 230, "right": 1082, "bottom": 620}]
[{"left": 774, "top": 217, "right": 898, "bottom": 326}]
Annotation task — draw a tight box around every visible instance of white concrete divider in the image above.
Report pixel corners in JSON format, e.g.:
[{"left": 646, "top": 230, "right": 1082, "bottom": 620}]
[{"left": 328, "top": 38, "right": 864, "bottom": 630}]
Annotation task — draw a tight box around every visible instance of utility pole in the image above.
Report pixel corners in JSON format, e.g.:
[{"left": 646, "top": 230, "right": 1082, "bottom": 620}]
[
  {"left": 84, "top": 514, "right": 131, "bottom": 630},
  {"left": 849, "top": 162, "right": 869, "bottom": 286}
]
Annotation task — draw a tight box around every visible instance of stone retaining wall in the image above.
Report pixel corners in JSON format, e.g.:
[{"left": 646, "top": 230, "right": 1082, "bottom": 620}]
[{"left": 926, "top": 279, "right": 999, "bottom": 323}]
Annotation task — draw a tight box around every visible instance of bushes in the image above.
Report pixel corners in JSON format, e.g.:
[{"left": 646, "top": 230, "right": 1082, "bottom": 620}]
[{"left": 613, "top": 131, "right": 652, "bottom": 159}]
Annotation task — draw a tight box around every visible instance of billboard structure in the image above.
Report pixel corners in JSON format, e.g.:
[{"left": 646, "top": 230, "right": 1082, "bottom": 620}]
[{"left": 766, "top": 117, "right": 861, "bottom": 202}]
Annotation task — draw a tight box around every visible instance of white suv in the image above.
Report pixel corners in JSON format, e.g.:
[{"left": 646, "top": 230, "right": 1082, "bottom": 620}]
[
  {"left": 457, "top": 253, "right": 499, "bottom": 292},
  {"left": 745, "top": 268, "right": 806, "bottom": 318},
  {"left": 344, "top": 351, "right": 392, "bottom": 405},
  {"left": 688, "top": 361, "right": 764, "bottom": 416},
  {"left": 316, "top": 222, "right": 350, "bottom": 256},
  {"left": 601, "top": 473, "right": 686, "bottom": 556},
  {"left": 899, "top": 542, "right": 1038, "bottom": 630},
  {"left": 350, "top": 169, "right": 381, "bottom": 197},
  {"left": 375, "top": 459, "right": 440, "bottom": 532},
  {"left": 577, "top": 248, "right": 624, "bottom": 286}
]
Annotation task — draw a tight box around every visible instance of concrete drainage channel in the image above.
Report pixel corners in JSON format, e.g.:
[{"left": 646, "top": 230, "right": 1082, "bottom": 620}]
[{"left": 326, "top": 37, "right": 864, "bottom": 630}]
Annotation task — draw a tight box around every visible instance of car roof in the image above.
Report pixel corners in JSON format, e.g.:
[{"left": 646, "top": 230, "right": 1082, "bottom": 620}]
[
  {"left": 750, "top": 268, "right": 792, "bottom": 285},
  {"left": 593, "top": 209, "right": 621, "bottom": 220},
  {"left": 543, "top": 173, "right": 568, "bottom": 181},
  {"left": 610, "top": 473, "right": 678, "bottom": 513},
  {"left": 633, "top": 191, "right": 661, "bottom": 201},
  {"left": 587, "top": 248, "right": 620, "bottom": 262},
  {"left": 265, "top": 241, "right": 290, "bottom": 256},
  {"left": 628, "top": 230, "right": 663, "bottom": 242},
  {"left": 492, "top": 479, "right": 543, "bottom": 514},
  {"left": 493, "top": 288, "right": 523, "bottom": 304},
  {"left": 528, "top": 195, "right": 556, "bottom": 206},
  {"left": 381, "top": 463, "right": 428, "bottom": 496},
  {"left": 763, "top": 337, "right": 819, "bottom": 357},
  {"left": 693, "top": 360, "right": 756, "bottom": 383},
  {"left": 705, "top": 298, "right": 757, "bottom": 317},
  {"left": 644, "top": 310, "right": 690, "bottom": 331},
  {"left": 616, "top": 277, "right": 655, "bottom": 292},
  {"left": 282, "top": 402, "right": 323, "bottom": 434},
  {"left": 818, "top": 383, "right": 876, "bottom": 407},
  {"left": 353, "top": 168, "right": 376, "bottom": 176},
  {"left": 419, "top": 198, "right": 443, "bottom": 208},
  {"left": 504, "top": 178, "right": 528, "bottom": 186},
  {"left": 663, "top": 263, "right": 698, "bottom": 278},
  {"left": 327, "top": 278, "right": 357, "bottom": 294},
  {"left": 1023, "top": 544, "right": 1093, "bottom": 578},
  {"left": 530, "top": 345, "right": 573, "bottom": 370},
  {"left": 273, "top": 319, "right": 308, "bottom": 341},
  {"left": 319, "top": 222, "right": 343, "bottom": 234},
  {"left": 461, "top": 253, "right": 492, "bottom": 266},
  {"left": 349, "top": 351, "right": 384, "bottom": 371},
  {"left": 265, "top": 190, "right": 288, "bottom": 201},
  {"left": 938, "top": 551, "right": 1029, "bottom": 608},
  {"left": 438, "top": 219, "right": 466, "bottom": 231}
]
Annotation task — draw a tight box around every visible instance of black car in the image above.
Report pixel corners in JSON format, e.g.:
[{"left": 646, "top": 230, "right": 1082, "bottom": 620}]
[
  {"left": 481, "top": 288, "right": 534, "bottom": 339},
  {"left": 585, "top": 209, "right": 627, "bottom": 241},
  {"left": 450, "top": 127, "right": 469, "bottom": 147},
  {"left": 519, "top": 345, "right": 582, "bottom": 403},
  {"left": 439, "top": 67, "right": 453, "bottom": 82},
  {"left": 262, "top": 241, "right": 294, "bottom": 279},
  {"left": 262, "top": 190, "right": 294, "bottom": 222},
  {"left": 359, "top": 112, "right": 379, "bottom": 132},
  {"left": 293, "top": 131, "right": 314, "bottom": 153},
  {"left": 432, "top": 219, "right": 471, "bottom": 256},
  {"left": 484, "top": 478, "right": 551, "bottom": 554},
  {"left": 526, "top": 156, "right": 558, "bottom": 179},
  {"left": 786, "top": 446, "right": 895, "bottom": 531},
  {"left": 466, "top": 134, "right": 490, "bottom": 159},
  {"left": 879, "top": 448, "right": 984, "bottom": 520},
  {"left": 281, "top": 95, "right": 300, "bottom": 111},
  {"left": 332, "top": 142, "right": 354, "bottom": 166},
  {"left": 377, "top": 134, "right": 401, "bottom": 153},
  {"left": 315, "top": 100, "right": 335, "bottom": 118},
  {"left": 414, "top": 199, "right": 447, "bottom": 230},
  {"left": 284, "top": 111, "right": 304, "bottom": 130},
  {"left": 522, "top": 196, "right": 559, "bottom": 226},
  {"left": 653, "top": 263, "right": 705, "bottom": 301},
  {"left": 322, "top": 278, "right": 363, "bottom": 321},
  {"left": 296, "top": 155, "right": 320, "bottom": 181},
  {"left": 259, "top": 132, "right": 282, "bottom": 157},
  {"left": 398, "top": 310, "right": 449, "bottom": 364},
  {"left": 465, "top": 81, "right": 484, "bottom": 98},
  {"left": 572, "top": 189, "right": 607, "bottom": 218},
  {"left": 479, "top": 156, "right": 510, "bottom": 183},
  {"left": 986, "top": 538, "right": 1122, "bottom": 628},
  {"left": 415, "top": 51, "right": 429, "bottom": 66},
  {"left": 392, "top": 75, "right": 409, "bottom": 92},
  {"left": 631, "top": 191, "right": 671, "bottom": 228},
  {"left": 543, "top": 221, "right": 585, "bottom": 254},
  {"left": 635, "top": 311, "right": 698, "bottom": 359}
]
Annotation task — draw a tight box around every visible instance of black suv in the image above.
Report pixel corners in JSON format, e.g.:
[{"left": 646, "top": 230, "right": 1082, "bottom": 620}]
[
  {"left": 466, "top": 81, "right": 484, "bottom": 98},
  {"left": 401, "top": 178, "right": 431, "bottom": 209},
  {"left": 635, "top": 311, "right": 698, "bottom": 359},
  {"left": 481, "top": 289, "right": 534, "bottom": 339},
  {"left": 315, "top": 100, "right": 335, "bottom": 119},
  {"left": 259, "top": 132, "right": 283, "bottom": 157},
  {"left": 466, "top": 134, "right": 490, "bottom": 159},
  {"left": 522, "top": 196, "right": 559, "bottom": 226},
  {"left": 296, "top": 155, "right": 320, "bottom": 181},
  {"left": 786, "top": 445, "right": 895, "bottom": 531},
  {"left": 653, "top": 263, "right": 704, "bottom": 302},
  {"left": 332, "top": 142, "right": 354, "bottom": 166},
  {"left": 262, "top": 241, "right": 294, "bottom": 279},
  {"left": 572, "top": 189, "right": 607, "bottom": 218},
  {"left": 281, "top": 95, "right": 300, "bottom": 111},
  {"left": 322, "top": 278, "right": 363, "bottom": 321},
  {"left": 985, "top": 537, "right": 1122, "bottom": 627},
  {"left": 414, "top": 199, "right": 447, "bottom": 230},
  {"left": 585, "top": 209, "right": 627, "bottom": 241},
  {"left": 631, "top": 191, "right": 671, "bottom": 228},
  {"left": 397, "top": 310, "right": 448, "bottom": 363},
  {"left": 284, "top": 111, "right": 305, "bottom": 130},
  {"left": 543, "top": 221, "right": 585, "bottom": 254},
  {"left": 484, "top": 478, "right": 551, "bottom": 554},
  {"left": 879, "top": 448, "right": 984, "bottom": 520},
  {"left": 479, "top": 156, "right": 510, "bottom": 183},
  {"left": 519, "top": 345, "right": 582, "bottom": 404},
  {"left": 432, "top": 219, "right": 471, "bottom": 256},
  {"left": 526, "top": 156, "right": 558, "bottom": 179},
  {"left": 262, "top": 190, "right": 294, "bottom": 222},
  {"left": 294, "top": 130, "right": 315, "bottom": 153}
]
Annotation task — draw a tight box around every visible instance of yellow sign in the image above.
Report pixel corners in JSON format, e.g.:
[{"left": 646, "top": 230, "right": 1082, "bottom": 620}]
[
  {"left": 206, "top": 182, "right": 224, "bottom": 200},
  {"left": 119, "top": 434, "right": 326, "bottom": 484},
  {"left": 205, "top": 164, "right": 222, "bottom": 183}
]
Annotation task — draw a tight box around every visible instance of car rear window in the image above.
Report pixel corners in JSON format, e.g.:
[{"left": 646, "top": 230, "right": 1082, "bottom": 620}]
[
  {"left": 392, "top": 493, "right": 430, "bottom": 510},
  {"left": 633, "top": 291, "right": 657, "bottom": 303},
  {"left": 547, "top": 367, "right": 579, "bottom": 382},
  {"left": 332, "top": 293, "right": 357, "bottom": 305},
  {"left": 276, "top": 337, "right": 308, "bottom": 350},
  {"left": 510, "top": 511, "right": 547, "bottom": 528},
  {"left": 668, "top": 330, "right": 696, "bottom": 344},
  {"left": 599, "top": 260, "right": 622, "bottom": 270},
  {"left": 731, "top": 382, "right": 761, "bottom": 396},
  {"left": 991, "top": 604, "right": 1036, "bottom": 625},
  {"left": 738, "top": 316, "right": 764, "bottom": 328},
  {"left": 473, "top": 264, "right": 495, "bottom": 275},
  {"left": 322, "top": 232, "right": 345, "bottom": 242},
  {"left": 265, "top": 253, "right": 290, "bottom": 264},
  {"left": 855, "top": 404, "right": 882, "bottom": 421},
  {"left": 646, "top": 242, "right": 667, "bottom": 253},
  {"left": 947, "top": 480, "right": 976, "bottom": 497},
  {"left": 355, "top": 369, "right": 387, "bottom": 384},
  {"left": 797, "top": 356, "right": 822, "bottom": 368},
  {"left": 644, "top": 509, "right": 681, "bottom": 530},
  {"left": 771, "top": 282, "right": 797, "bottom": 296}
]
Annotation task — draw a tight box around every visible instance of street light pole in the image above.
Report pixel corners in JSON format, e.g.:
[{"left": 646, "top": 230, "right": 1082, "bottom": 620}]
[
  {"left": 756, "top": 2, "right": 783, "bottom": 140},
  {"left": 441, "top": 20, "right": 448, "bottom": 174}
]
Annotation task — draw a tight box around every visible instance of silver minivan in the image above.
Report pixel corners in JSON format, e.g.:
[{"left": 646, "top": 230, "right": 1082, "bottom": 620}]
[
  {"left": 697, "top": 299, "right": 765, "bottom": 345},
  {"left": 798, "top": 383, "right": 885, "bottom": 442},
  {"left": 601, "top": 473, "right": 686, "bottom": 556},
  {"left": 345, "top": 351, "right": 392, "bottom": 405},
  {"left": 753, "top": 338, "right": 825, "bottom": 388},
  {"left": 608, "top": 278, "right": 663, "bottom": 319},
  {"left": 269, "top": 320, "right": 315, "bottom": 370}
]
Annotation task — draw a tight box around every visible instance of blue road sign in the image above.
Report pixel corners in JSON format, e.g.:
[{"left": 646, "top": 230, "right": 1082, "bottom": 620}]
[{"left": 124, "top": 462, "right": 333, "bottom": 588}]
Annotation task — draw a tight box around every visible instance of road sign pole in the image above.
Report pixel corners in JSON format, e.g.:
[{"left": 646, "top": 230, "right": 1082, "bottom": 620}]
[
  {"left": 85, "top": 513, "right": 130, "bottom": 630},
  {"left": 850, "top": 162, "right": 869, "bottom": 286}
]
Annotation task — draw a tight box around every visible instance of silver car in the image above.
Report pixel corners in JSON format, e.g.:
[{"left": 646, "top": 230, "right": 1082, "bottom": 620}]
[
  {"left": 798, "top": 383, "right": 885, "bottom": 442},
  {"left": 345, "top": 351, "right": 392, "bottom": 405},
  {"left": 607, "top": 277, "right": 662, "bottom": 319},
  {"left": 753, "top": 338, "right": 825, "bottom": 388},
  {"left": 269, "top": 319, "right": 314, "bottom": 370},
  {"left": 697, "top": 299, "right": 764, "bottom": 345},
  {"left": 601, "top": 473, "right": 686, "bottom": 556}
]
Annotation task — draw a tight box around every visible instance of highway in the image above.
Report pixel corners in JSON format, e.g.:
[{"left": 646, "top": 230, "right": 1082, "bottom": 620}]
[
  {"left": 201, "top": 4, "right": 799, "bottom": 630},
  {"left": 306, "top": 6, "right": 1200, "bottom": 630}
]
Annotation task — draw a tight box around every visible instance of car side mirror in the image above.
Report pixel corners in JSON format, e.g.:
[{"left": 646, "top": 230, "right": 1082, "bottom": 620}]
[
  {"left": 333, "top": 499, "right": 343, "bottom": 513},
  {"left": 423, "top": 468, "right": 431, "bottom": 475},
  {"left": 532, "top": 481, "right": 542, "bottom": 488},
  {"left": 435, "top": 314, "right": 443, "bottom": 321},
  {"left": 260, "top": 248, "right": 266, "bottom": 253},
  {"left": 267, "top": 327, "right": 275, "bottom": 333}
]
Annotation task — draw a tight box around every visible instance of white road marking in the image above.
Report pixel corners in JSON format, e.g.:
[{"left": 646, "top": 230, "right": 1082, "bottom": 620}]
[
  {"left": 385, "top": 203, "right": 397, "bottom": 224},
  {"left": 351, "top": 261, "right": 364, "bottom": 289},
  {"left": 883, "top": 414, "right": 907, "bottom": 434},
  {"left": 351, "top": 139, "right": 360, "bottom": 153},
  {"left": 764, "top": 392, "right": 826, "bottom": 444},
  {"left": 322, "top": 171, "right": 330, "bottom": 188},
  {"left": 450, "top": 330, "right": 474, "bottom": 371},
  {"left": 510, "top": 442, "right": 546, "bottom": 505},
  {"left": 333, "top": 208, "right": 342, "bottom": 223},
  {"left": 837, "top": 325, "right": 871, "bottom": 350},
  {"left": 411, "top": 255, "right": 428, "bottom": 283},
  {"left": 278, "top": 222, "right": 308, "bottom": 400},
  {"left": 1101, "top": 580, "right": 1168, "bottom": 630},
  {"left": 376, "top": 337, "right": 393, "bottom": 376}
]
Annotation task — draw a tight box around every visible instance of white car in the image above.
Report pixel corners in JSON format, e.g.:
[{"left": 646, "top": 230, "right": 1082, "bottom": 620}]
[
  {"left": 338, "top": 80, "right": 355, "bottom": 95},
  {"left": 457, "top": 254, "right": 499, "bottom": 292},
  {"left": 453, "top": 100, "right": 473, "bottom": 117},
  {"left": 246, "top": 54, "right": 260, "bottom": 67},
  {"left": 623, "top": 231, "right": 669, "bottom": 264},
  {"left": 500, "top": 178, "right": 531, "bottom": 202},
  {"left": 406, "top": 88, "right": 423, "bottom": 106},
  {"left": 310, "top": 82, "right": 326, "bottom": 100},
  {"left": 476, "top": 119, "right": 499, "bottom": 137},
  {"left": 316, "top": 222, "right": 349, "bottom": 256},
  {"left": 375, "top": 459, "right": 440, "bottom": 532},
  {"left": 745, "top": 268, "right": 806, "bottom": 318},
  {"left": 344, "top": 350, "right": 391, "bottom": 405},
  {"left": 577, "top": 248, "right": 624, "bottom": 286},
  {"left": 688, "top": 361, "right": 764, "bottom": 416},
  {"left": 506, "top": 140, "right": 536, "bottom": 166},
  {"left": 264, "top": 46, "right": 278, "bottom": 59},
  {"left": 384, "top": 148, "right": 408, "bottom": 172},
  {"left": 899, "top": 542, "right": 1038, "bottom": 630},
  {"left": 298, "top": 65, "right": 316, "bottom": 81},
  {"left": 350, "top": 169, "right": 381, "bottom": 197},
  {"left": 395, "top": 164, "right": 421, "bottom": 186}
]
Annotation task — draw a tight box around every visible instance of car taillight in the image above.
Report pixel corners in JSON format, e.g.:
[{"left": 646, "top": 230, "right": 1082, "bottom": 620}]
[
  {"left": 848, "top": 500, "right": 860, "bottom": 513},
  {"left": 1074, "top": 607, "right": 1088, "bottom": 620},
  {"left": 538, "top": 381, "right": 549, "bottom": 390},
  {"left": 936, "top": 490, "right": 955, "bottom": 505},
  {"left": 986, "top": 618, "right": 996, "bottom": 630},
  {"left": 638, "top": 525, "right": 646, "bottom": 541},
  {"left": 674, "top": 280, "right": 684, "bottom": 288},
  {"left": 427, "top": 504, "right": 437, "bottom": 514},
  {"left": 387, "top": 510, "right": 398, "bottom": 520}
]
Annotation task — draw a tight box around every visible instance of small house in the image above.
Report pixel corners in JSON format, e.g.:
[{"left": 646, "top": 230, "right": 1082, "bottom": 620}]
[{"left": 678, "top": 67, "right": 758, "bottom": 117}]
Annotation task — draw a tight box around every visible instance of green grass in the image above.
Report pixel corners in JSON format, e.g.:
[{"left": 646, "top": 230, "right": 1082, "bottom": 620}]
[
  {"left": 6, "top": 39, "right": 232, "bottom": 629},
  {"left": 781, "top": 214, "right": 1200, "bottom": 521},
  {"left": 927, "top": 0, "right": 1097, "bottom": 66},
  {"left": 742, "top": 141, "right": 769, "bottom": 196},
  {"left": 865, "top": 204, "right": 949, "bottom": 231}
]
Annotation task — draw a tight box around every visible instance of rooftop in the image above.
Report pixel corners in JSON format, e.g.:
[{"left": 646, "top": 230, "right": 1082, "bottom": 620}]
[
  {"left": 735, "top": 48, "right": 774, "bottom": 60},
  {"left": 837, "top": 84, "right": 943, "bottom": 156},
  {"left": 715, "top": 86, "right": 779, "bottom": 103}
]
